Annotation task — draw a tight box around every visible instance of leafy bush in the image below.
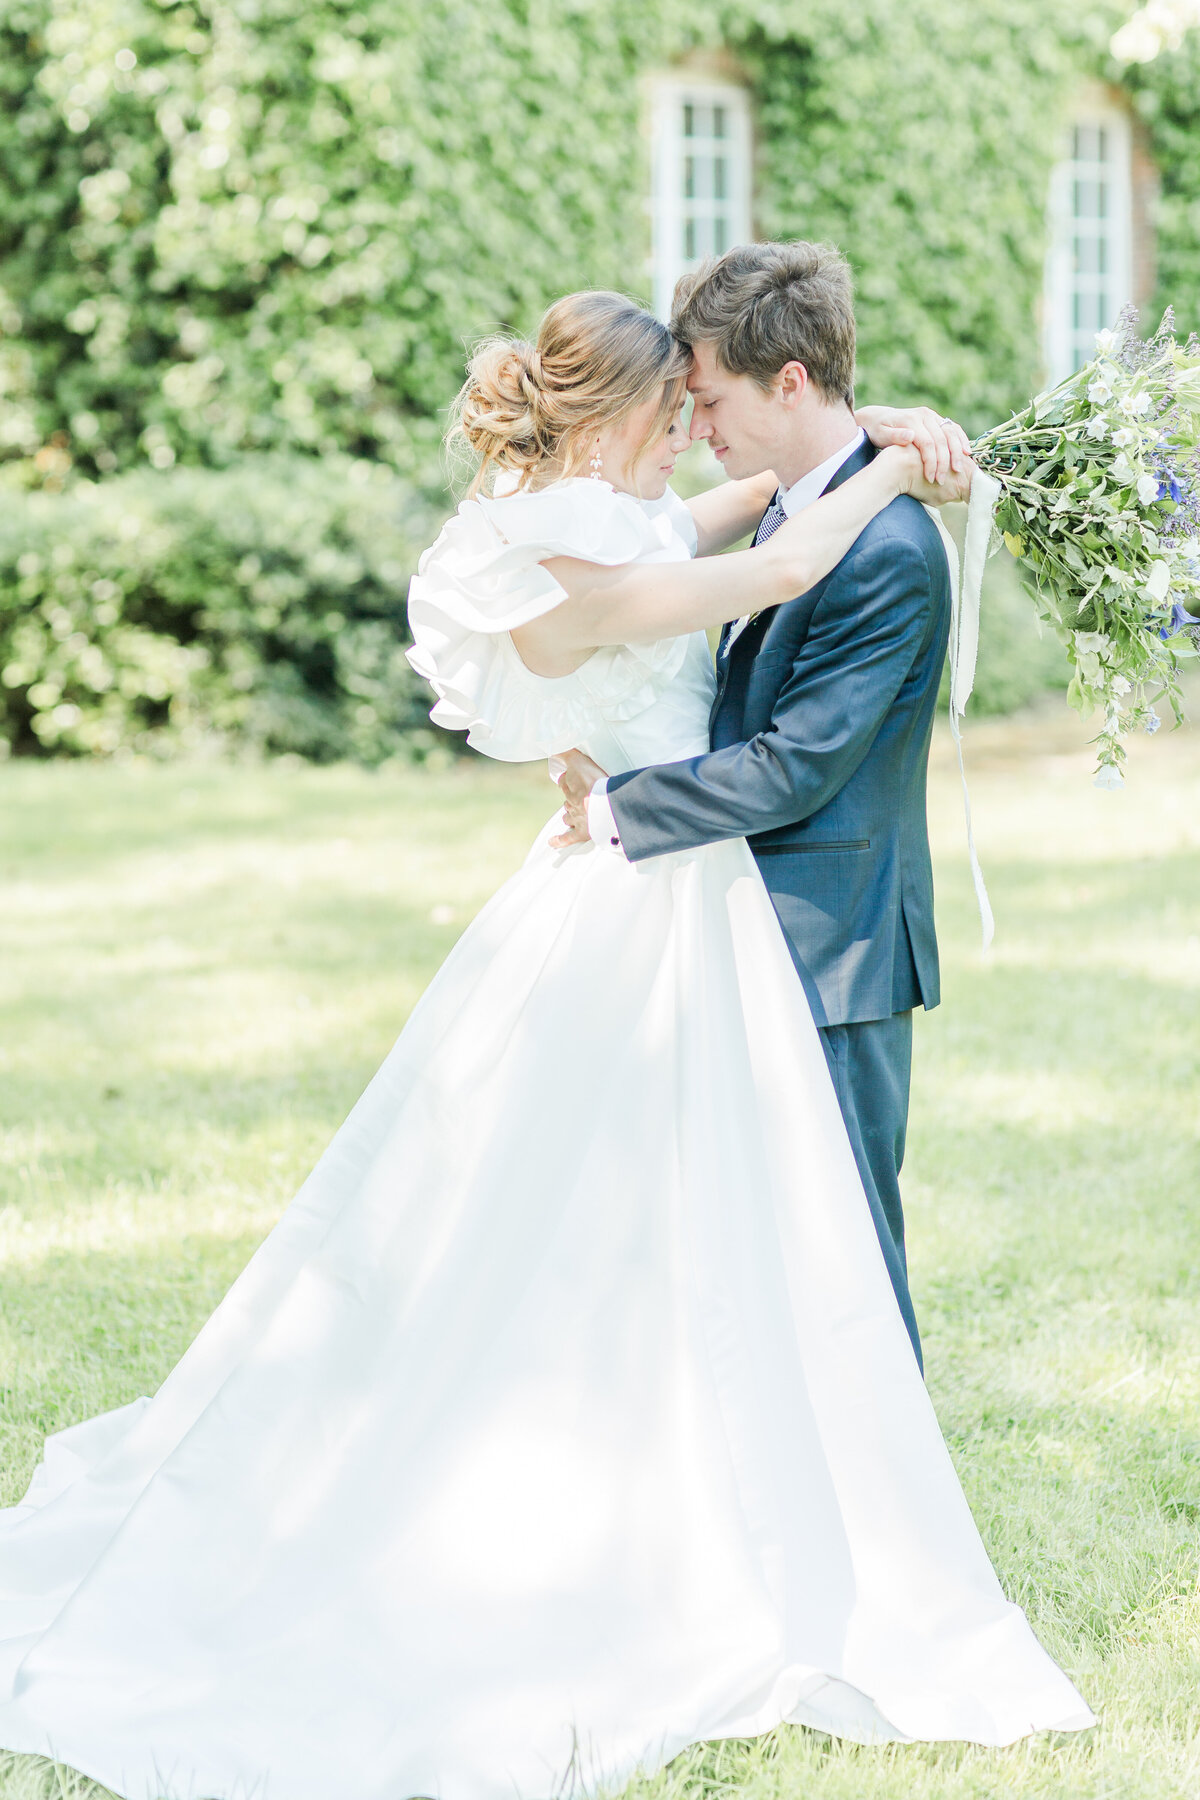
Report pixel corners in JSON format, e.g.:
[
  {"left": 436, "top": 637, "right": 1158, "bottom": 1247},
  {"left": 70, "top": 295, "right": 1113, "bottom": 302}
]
[{"left": 0, "top": 457, "right": 445, "bottom": 761}]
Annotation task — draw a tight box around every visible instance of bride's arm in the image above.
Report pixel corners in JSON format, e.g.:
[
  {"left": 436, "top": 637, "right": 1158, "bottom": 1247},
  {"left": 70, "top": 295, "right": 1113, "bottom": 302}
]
[
  {"left": 514, "top": 445, "right": 967, "bottom": 667},
  {"left": 684, "top": 407, "right": 971, "bottom": 558},
  {"left": 687, "top": 472, "right": 777, "bottom": 557}
]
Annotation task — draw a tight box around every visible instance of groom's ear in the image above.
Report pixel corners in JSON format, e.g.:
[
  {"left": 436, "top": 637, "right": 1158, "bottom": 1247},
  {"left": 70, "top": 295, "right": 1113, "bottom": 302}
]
[{"left": 777, "top": 361, "right": 810, "bottom": 408}]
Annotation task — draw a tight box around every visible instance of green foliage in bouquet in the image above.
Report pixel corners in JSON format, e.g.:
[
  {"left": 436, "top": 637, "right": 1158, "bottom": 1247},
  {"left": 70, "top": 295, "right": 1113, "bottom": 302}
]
[
  {"left": 971, "top": 310, "right": 1200, "bottom": 784},
  {"left": 0, "top": 458, "right": 443, "bottom": 762}
]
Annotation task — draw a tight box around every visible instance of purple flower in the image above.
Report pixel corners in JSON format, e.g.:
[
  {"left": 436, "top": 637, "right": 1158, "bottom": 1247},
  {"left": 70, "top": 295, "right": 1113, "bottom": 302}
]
[{"left": 1162, "top": 600, "right": 1200, "bottom": 641}]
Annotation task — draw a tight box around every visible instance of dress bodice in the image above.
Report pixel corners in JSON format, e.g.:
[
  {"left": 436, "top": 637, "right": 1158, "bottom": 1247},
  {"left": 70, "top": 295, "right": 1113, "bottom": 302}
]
[{"left": 406, "top": 478, "right": 716, "bottom": 774}]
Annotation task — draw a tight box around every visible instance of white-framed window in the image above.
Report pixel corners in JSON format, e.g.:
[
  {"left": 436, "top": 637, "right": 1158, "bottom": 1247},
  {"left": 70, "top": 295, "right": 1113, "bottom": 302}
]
[
  {"left": 1044, "top": 104, "right": 1134, "bottom": 383},
  {"left": 648, "top": 78, "right": 752, "bottom": 321}
]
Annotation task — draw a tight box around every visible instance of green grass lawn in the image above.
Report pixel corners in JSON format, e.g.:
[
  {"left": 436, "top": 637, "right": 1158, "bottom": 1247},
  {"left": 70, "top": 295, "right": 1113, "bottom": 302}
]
[{"left": 1, "top": 708, "right": 1199, "bottom": 1800}]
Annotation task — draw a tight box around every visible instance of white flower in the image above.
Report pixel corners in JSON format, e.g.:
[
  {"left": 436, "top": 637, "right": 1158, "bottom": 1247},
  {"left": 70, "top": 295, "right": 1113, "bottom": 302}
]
[
  {"left": 1120, "top": 390, "right": 1153, "bottom": 417},
  {"left": 1085, "top": 413, "right": 1110, "bottom": 439},
  {"left": 1111, "top": 453, "right": 1136, "bottom": 484},
  {"left": 1095, "top": 328, "right": 1118, "bottom": 354},
  {"left": 1094, "top": 765, "right": 1125, "bottom": 791},
  {"left": 1144, "top": 560, "right": 1171, "bottom": 602},
  {"left": 1111, "top": 426, "right": 1139, "bottom": 448},
  {"left": 1074, "top": 631, "right": 1111, "bottom": 656},
  {"left": 1145, "top": 711, "right": 1162, "bottom": 734},
  {"left": 1088, "top": 378, "right": 1113, "bottom": 405},
  {"left": 1181, "top": 536, "right": 1200, "bottom": 561},
  {"left": 1110, "top": 674, "right": 1132, "bottom": 696},
  {"left": 1137, "top": 473, "right": 1162, "bottom": 506}
]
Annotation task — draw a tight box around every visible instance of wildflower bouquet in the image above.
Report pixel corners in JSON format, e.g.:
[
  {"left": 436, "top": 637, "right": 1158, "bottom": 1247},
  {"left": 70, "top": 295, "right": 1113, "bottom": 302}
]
[{"left": 970, "top": 307, "right": 1200, "bottom": 786}]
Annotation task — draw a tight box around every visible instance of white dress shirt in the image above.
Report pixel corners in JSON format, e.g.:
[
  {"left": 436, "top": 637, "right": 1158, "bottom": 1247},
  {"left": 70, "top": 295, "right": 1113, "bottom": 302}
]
[{"left": 586, "top": 429, "right": 867, "bottom": 855}]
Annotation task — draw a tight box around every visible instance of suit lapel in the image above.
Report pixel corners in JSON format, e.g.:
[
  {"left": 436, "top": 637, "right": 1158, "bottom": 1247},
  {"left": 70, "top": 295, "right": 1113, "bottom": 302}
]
[
  {"left": 710, "top": 437, "right": 878, "bottom": 730},
  {"left": 820, "top": 435, "right": 875, "bottom": 494}
]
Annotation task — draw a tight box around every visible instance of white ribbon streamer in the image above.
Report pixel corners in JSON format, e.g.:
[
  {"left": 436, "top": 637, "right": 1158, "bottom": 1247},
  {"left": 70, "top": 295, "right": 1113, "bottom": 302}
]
[{"left": 926, "top": 468, "right": 1003, "bottom": 951}]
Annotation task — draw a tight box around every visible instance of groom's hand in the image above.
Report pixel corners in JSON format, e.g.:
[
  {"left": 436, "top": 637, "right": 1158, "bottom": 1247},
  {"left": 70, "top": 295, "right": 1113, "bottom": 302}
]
[{"left": 549, "top": 747, "right": 608, "bottom": 848}]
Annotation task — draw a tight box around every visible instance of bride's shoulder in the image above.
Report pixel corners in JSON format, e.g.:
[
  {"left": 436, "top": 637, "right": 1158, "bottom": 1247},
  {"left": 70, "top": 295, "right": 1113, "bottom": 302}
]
[
  {"left": 480, "top": 476, "right": 695, "bottom": 560},
  {"left": 422, "top": 476, "right": 695, "bottom": 573},
  {"left": 406, "top": 473, "right": 695, "bottom": 763}
]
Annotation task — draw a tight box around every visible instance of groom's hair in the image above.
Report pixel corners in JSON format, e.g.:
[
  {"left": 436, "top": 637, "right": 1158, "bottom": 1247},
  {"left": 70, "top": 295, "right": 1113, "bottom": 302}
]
[{"left": 670, "top": 241, "right": 856, "bottom": 406}]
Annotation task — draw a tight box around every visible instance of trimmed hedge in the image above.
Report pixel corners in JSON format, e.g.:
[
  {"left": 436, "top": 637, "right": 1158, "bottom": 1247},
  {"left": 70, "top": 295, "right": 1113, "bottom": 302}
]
[{"left": 0, "top": 458, "right": 443, "bottom": 761}]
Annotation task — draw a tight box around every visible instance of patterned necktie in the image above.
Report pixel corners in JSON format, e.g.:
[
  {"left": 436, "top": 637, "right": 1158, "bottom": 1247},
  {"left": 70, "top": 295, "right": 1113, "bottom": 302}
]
[
  {"left": 753, "top": 496, "right": 787, "bottom": 547},
  {"left": 725, "top": 495, "right": 787, "bottom": 648}
]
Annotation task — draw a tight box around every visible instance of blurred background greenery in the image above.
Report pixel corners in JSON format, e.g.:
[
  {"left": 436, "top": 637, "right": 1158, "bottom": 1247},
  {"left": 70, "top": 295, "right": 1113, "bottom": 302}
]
[{"left": 0, "top": 0, "right": 1197, "bottom": 760}]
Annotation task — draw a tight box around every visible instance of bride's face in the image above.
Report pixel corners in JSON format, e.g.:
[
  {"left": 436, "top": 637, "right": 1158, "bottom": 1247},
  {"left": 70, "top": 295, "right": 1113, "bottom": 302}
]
[{"left": 594, "top": 391, "right": 690, "bottom": 499}]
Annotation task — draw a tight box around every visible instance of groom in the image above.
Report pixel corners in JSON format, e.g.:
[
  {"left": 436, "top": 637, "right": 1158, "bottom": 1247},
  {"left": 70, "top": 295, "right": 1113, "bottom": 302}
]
[{"left": 556, "top": 241, "right": 956, "bottom": 1370}]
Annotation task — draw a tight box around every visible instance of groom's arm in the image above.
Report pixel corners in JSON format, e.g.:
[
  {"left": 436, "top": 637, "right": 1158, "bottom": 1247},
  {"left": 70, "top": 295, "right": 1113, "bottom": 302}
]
[{"left": 605, "top": 527, "right": 938, "bottom": 860}]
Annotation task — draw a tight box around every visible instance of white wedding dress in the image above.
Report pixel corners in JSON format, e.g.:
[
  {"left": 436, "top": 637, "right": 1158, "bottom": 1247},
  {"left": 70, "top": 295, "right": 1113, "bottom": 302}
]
[{"left": 0, "top": 478, "right": 1093, "bottom": 1800}]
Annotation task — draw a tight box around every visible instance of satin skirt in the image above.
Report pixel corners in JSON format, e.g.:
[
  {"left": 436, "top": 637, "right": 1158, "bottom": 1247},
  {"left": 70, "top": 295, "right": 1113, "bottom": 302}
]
[{"left": 0, "top": 820, "right": 1094, "bottom": 1800}]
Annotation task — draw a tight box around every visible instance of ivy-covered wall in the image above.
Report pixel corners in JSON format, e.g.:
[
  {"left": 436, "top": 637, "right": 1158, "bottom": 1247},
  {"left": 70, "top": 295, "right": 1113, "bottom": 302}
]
[
  {"left": 0, "top": 0, "right": 659, "bottom": 481},
  {"left": 1123, "top": 30, "right": 1200, "bottom": 340},
  {"left": 0, "top": 0, "right": 1159, "bottom": 484},
  {"left": 0, "top": 0, "right": 1196, "bottom": 757}
]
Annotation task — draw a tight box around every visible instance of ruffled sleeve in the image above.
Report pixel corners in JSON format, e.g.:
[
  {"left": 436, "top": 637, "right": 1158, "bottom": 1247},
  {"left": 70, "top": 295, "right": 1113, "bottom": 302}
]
[{"left": 405, "top": 478, "right": 697, "bottom": 761}]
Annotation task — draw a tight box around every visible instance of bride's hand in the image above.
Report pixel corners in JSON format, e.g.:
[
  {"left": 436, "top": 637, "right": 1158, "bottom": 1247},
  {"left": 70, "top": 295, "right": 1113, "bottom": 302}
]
[
  {"left": 856, "top": 405, "right": 971, "bottom": 487},
  {"left": 881, "top": 442, "right": 973, "bottom": 508},
  {"left": 549, "top": 747, "right": 607, "bottom": 849}
]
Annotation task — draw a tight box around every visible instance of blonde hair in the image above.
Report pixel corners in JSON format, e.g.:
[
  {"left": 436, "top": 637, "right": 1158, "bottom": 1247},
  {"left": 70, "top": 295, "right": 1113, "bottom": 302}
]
[{"left": 449, "top": 290, "right": 690, "bottom": 494}]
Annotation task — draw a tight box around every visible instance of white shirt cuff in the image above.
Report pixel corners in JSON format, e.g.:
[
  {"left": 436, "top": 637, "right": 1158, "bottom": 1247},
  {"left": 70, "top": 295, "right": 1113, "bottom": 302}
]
[{"left": 586, "top": 779, "right": 626, "bottom": 857}]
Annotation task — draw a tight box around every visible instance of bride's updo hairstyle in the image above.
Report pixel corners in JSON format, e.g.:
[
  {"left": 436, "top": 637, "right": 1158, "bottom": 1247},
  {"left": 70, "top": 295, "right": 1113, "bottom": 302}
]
[{"left": 450, "top": 290, "right": 690, "bottom": 494}]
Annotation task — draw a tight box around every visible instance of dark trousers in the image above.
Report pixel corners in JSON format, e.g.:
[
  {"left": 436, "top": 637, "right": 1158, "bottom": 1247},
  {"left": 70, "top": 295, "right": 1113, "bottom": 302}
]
[{"left": 817, "top": 1011, "right": 922, "bottom": 1372}]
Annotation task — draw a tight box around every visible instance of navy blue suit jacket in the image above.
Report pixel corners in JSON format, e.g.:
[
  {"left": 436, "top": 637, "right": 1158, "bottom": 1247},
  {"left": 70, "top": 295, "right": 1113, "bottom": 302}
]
[{"left": 605, "top": 441, "right": 951, "bottom": 1028}]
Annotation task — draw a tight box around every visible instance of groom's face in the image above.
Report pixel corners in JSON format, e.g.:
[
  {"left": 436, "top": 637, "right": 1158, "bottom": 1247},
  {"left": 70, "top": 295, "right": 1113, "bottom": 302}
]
[{"left": 686, "top": 340, "right": 794, "bottom": 481}]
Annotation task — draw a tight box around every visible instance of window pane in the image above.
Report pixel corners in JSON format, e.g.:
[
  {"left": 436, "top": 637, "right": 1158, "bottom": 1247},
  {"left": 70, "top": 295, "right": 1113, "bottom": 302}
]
[
  {"left": 651, "top": 80, "right": 750, "bottom": 318},
  {"left": 1097, "top": 126, "right": 1108, "bottom": 162}
]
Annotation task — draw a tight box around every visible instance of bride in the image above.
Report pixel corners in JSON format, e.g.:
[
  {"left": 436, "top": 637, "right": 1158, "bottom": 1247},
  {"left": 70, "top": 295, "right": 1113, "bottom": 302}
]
[{"left": 0, "top": 289, "right": 1094, "bottom": 1800}]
